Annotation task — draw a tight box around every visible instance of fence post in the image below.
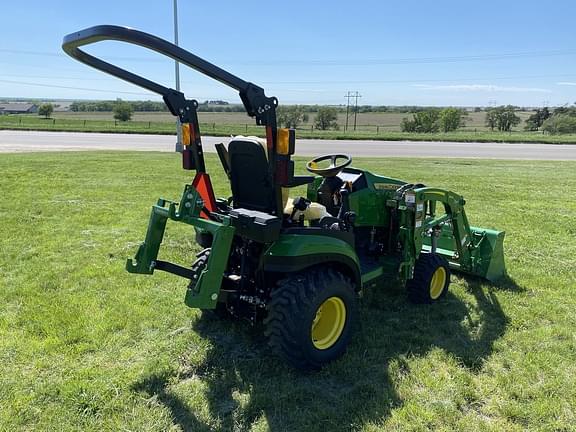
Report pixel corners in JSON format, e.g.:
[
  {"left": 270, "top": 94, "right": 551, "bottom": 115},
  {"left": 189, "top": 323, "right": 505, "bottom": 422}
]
[
  {"left": 84, "top": 120, "right": 86, "bottom": 127},
  {"left": 115, "top": 120, "right": 117, "bottom": 127},
  {"left": 19, "top": 118, "right": 22, "bottom": 125},
  {"left": 245, "top": 124, "right": 248, "bottom": 133},
  {"left": 53, "top": 119, "right": 56, "bottom": 125},
  {"left": 213, "top": 122, "right": 215, "bottom": 131},
  {"left": 377, "top": 126, "right": 379, "bottom": 134}
]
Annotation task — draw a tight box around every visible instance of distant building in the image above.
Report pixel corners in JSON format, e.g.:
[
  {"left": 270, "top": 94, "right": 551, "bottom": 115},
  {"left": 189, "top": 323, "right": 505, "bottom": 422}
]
[
  {"left": 0, "top": 103, "right": 38, "bottom": 114},
  {"left": 51, "top": 101, "right": 74, "bottom": 112}
]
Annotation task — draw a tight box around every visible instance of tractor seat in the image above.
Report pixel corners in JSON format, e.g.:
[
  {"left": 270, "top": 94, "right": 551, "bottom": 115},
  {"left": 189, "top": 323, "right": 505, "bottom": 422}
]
[
  {"left": 228, "top": 135, "right": 329, "bottom": 221},
  {"left": 228, "top": 136, "right": 277, "bottom": 213}
]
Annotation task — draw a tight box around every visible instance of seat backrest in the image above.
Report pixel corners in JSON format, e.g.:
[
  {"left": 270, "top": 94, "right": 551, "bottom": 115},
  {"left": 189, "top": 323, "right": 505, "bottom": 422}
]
[{"left": 228, "top": 137, "right": 277, "bottom": 213}]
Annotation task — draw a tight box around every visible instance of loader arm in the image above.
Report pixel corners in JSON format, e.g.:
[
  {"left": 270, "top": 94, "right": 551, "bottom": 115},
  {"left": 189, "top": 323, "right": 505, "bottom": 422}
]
[{"left": 411, "top": 187, "right": 506, "bottom": 282}]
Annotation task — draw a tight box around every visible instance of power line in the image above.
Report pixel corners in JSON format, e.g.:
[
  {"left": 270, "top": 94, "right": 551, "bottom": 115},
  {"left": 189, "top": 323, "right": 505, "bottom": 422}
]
[
  {"left": 0, "top": 79, "right": 218, "bottom": 100},
  {"left": 1, "top": 48, "right": 574, "bottom": 66},
  {"left": 2, "top": 72, "right": 576, "bottom": 90},
  {"left": 262, "top": 74, "right": 576, "bottom": 85},
  {"left": 0, "top": 48, "right": 166, "bottom": 63},
  {"left": 0, "top": 73, "right": 115, "bottom": 82},
  {"left": 0, "top": 79, "right": 154, "bottom": 96},
  {"left": 224, "top": 49, "right": 576, "bottom": 66}
]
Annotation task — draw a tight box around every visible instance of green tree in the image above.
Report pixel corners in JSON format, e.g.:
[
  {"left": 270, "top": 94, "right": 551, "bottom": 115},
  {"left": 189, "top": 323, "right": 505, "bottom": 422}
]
[
  {"left": 314, "top": 107, "right": 339, "bottom": 130},
  {"left": 552, "top": 106, "right": 576, "bottom": 116},
  {"left": 524, "top": 107, "right": 551, "bottom": 131},
  {"left": 401, "top": 110, "right": 440, "bottom": 133},
  {"left": 485, "top": 109, "right": 498, "bottom": 131},
  {"left": 277, "top": 105, "right": 307, "bottom": 128},
  {"left": 485, "top": 106, "right": 521, "bottom": 132},
  {"left": 38, "top": 103, "right": 54, "bottom": 119},
  {"left": 400, "top": 117, "right": 417, "bottom": 132},
  {"left": 438, "top": 107, "right": 465, "bottom": 132},
  {"left": 542, "top": 114, "right": 576, "bottom": 134},
  {"left": 113, "top": 102, "right": 133, "bottom": 122}
]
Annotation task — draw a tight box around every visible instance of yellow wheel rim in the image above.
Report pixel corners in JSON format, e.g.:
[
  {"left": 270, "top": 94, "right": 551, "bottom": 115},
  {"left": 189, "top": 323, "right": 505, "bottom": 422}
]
[
  {"left": 311, "top": 297, "right": 346, "bottom": 350},
  {"left": 429, "top": 267, "right": 447, "bottom": 300}
]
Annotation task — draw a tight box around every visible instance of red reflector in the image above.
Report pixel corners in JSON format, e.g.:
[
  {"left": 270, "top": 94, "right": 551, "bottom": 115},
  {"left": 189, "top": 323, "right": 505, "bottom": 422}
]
[
  {"left": 275, "top": 159, "right": 289, "bottom": 185},
  {"left": 190, "top": 122, "right": 197, "bottom": 143},
  {"left": 182, "top": 149, "right": 194, "bottom": 170},
  {"left": 266, "top": 126, "right": 274, "bottom": 150}
]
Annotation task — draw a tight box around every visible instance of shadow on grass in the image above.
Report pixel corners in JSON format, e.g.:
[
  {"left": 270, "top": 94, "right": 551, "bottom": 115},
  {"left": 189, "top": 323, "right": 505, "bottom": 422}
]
[{"left": 132, "top": 276, "right": 513, "bottom": 431}]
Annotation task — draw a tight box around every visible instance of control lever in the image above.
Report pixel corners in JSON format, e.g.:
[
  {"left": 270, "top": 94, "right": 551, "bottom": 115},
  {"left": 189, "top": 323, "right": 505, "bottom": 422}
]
[
  {"left": 337, "top": 189, "right": 350, "bottom": 220},
  {"left": 337, "top": 189, "right": 356, "bottom": 231}
]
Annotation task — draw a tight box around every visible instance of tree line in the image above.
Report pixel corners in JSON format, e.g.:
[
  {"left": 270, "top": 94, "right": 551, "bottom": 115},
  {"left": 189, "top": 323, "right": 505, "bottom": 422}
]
[
  {"left": 70, "top": 100, "right": 167, "bottom": 112},
  {"left": 483, "top": 105, "right": 576, "bottom": 134},
  {"left": 398, "top": 105, "right": 576, "bottom": 135},
  {"left": 37, "top": 99, "right": 576, "bottom": 134},
  {"left": 68, "top": 100, "right": 250, "bottom": 113}
]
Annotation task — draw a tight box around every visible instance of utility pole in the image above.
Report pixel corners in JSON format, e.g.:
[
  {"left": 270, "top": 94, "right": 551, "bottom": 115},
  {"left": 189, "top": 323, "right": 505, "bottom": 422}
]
[
  {"left": 344, "top": 91, "right": 353, "bottom": 132},
  {"left": 353, "top": 91, "right": 361, "bottom": 131},
  {"left": 345, "top": 91, "right": 362, "bottom": 132},
  {"left": 173, "top": 0, "right": 183, "bottom": 153}
]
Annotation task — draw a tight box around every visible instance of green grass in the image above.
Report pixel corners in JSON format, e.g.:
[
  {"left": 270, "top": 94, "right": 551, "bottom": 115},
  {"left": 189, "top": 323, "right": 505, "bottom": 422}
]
[
  {"left": 1, "top": 152, "right": 575, "bottom": 431},
  {"left": 2, "top": 113, "right": 576, "bottom": 144}
]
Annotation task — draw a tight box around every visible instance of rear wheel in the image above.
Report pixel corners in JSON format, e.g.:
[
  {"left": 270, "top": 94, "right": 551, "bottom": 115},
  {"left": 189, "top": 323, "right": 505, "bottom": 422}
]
[
  {"left": 407, "top": 253, "right": 450, "bottom": 304},
  {"left": 264, "top": 269, "right": 357, "bottom": 370},
  {"left": 195, "top": 230, "right": 213, "bottom": 248}
]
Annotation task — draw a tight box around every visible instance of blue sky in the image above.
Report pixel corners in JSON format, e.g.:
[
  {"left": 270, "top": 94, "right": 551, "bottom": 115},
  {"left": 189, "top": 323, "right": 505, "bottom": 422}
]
[{"left": 1, "top": 0, "right": 575, "bottom": 106}]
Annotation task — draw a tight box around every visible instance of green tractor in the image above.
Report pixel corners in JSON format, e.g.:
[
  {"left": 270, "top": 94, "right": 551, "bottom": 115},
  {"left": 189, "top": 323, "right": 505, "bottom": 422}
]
[{"left": 63, "top": 26, "right": 506, "bottom": 370}]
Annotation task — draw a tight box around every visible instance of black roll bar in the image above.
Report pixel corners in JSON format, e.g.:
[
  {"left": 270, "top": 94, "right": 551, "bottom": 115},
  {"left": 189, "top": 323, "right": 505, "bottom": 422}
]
[{"left": 62, "top": 25, "right": 277, "bottom": 126}]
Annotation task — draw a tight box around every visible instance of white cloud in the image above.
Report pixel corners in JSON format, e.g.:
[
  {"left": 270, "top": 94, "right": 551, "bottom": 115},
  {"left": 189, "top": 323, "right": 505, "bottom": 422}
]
[
  {"left": 411, "top": 84, "right": 551, "bottom": 93},
  {"left": 557, "top": 82, "right": 576, "bottom": 86}
]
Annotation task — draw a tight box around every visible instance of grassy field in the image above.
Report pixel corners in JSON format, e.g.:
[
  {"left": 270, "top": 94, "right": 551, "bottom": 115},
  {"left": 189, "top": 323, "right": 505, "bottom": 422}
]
[
  {"left": 2, "top": 111, "right": 575, "bottom": 144},
  {"left": 1, "top": 152, "right": 575, "bottom": 431},
  {"left": 48, "top": 110, "right": 531, "bottom": 131}
]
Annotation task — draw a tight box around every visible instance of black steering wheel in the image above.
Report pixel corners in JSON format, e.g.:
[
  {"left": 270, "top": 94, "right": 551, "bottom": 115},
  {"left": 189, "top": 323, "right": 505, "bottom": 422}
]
[{"left": 306, "top": 154, "right": 352, "bottom": 177}]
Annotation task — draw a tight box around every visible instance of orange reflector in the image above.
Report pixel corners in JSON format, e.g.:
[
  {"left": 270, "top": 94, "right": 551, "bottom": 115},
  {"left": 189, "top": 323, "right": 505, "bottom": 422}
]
[
  {"left": 182, "top": 123, "right": 191, "bottom": 146},
  {"left": 277, "top": 128, "right": 295, "bottom": 155}
]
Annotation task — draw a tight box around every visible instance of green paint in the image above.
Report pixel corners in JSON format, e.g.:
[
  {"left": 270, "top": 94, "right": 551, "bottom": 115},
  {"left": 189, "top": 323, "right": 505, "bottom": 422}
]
[{"left": 126, "top": 184, "right": 235, "bottom": 309}]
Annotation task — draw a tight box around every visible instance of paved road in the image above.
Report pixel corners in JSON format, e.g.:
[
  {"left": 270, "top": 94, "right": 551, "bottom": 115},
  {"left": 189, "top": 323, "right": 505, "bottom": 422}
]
[{"left": 1, "top": 130, "right": 575, "bottom": 160}]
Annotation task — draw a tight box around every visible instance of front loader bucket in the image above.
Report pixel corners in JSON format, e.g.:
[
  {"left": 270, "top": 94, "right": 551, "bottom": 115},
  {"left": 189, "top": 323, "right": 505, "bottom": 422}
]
[{"left": 469, "top": 227, "right": 506, "bottom": 282}]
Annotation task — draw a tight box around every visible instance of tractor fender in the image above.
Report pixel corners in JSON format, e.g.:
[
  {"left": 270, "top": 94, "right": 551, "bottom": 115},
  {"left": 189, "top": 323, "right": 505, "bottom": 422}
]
[{"left": 261, "top": 233, "right": 361, "bottom": 290}]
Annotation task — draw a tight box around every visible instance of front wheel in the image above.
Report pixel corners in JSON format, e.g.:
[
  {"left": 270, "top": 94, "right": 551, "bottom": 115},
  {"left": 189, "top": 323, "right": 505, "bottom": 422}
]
[
  {"left": 264, "top": 269, "right": 357, "bottom": 370},
  {"left": 406, "top": 253, "right": 451, "bottom": 304}
]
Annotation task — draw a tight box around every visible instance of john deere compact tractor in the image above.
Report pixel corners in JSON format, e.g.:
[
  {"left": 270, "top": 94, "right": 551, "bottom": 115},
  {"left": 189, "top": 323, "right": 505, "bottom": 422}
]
[{"left": 63, "top": 26, "right": 506, "bottom": 370}]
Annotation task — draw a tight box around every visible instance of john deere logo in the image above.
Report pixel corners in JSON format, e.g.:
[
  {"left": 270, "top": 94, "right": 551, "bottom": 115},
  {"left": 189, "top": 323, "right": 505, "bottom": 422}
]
[{"left": 374, "top": 183, "right": 400, "bottom": 190}]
